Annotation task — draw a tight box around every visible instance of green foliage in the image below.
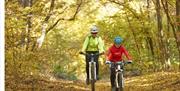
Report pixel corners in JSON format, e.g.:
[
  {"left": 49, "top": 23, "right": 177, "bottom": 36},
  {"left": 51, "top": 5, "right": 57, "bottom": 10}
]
[
  {"left": 5, "top": 0, "right": 180, "bottom": 87},
  {"left": 53, "top": 64, "right": 77, "bottom": 80}
]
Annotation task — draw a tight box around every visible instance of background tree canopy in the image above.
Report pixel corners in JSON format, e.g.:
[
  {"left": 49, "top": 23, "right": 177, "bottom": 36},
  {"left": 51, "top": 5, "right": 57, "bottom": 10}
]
[{"left": 5, "top": 0, "right": 180, "bottom": 90}]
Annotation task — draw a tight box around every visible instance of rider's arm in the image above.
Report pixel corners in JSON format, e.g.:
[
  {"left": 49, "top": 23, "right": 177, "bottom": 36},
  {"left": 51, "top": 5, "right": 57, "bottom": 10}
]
[
  {"left": 121, "top": 46, "right": 132, "bottom": 60},
  {"left": 82, "top": 36, "right": 89, "bottom": 52},
  {"left": 106, "top": 48, "right": 112, "bottom": 61},
  {"left": 98, "top": 37, "right": 105, "bottom": 53},
  {"left": 105, "top": 49, "right": 111, "bottom": 63}
]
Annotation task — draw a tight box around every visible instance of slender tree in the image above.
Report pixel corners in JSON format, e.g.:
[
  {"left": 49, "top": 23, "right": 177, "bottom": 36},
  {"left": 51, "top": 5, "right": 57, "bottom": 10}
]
[
  {"left": 161, "top": 0, "right": 171, "bottom": 69},
  {"left": 18, "top": 0, "right": 33, "bottom": 50},
  {"left": 155, "top": 0, "right": 167, "bottom": 67},
  {"left": 177, "top": 0, "right": 180, "bottom": 31},
  {"left": 146, "top": 0, "right": 155, "bottom": 59},
  {"left": 161, "top": 0, "right": 180, "bottom": 70},
  {"left": 36, "top": 0, "right": 55, "bottom": 49},
  {"left": 125, "top": 13, "right": 142, "bottom": 61},
  {"left": 26, "top": 0, "right": 33, "bottom": 50},
  {"left": 176, "top": 0, "right": 180, "bottom": 70}
]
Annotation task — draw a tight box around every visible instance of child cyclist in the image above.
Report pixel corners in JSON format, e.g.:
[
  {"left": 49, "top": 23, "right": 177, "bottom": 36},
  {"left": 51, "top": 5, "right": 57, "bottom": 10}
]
[{"left": 106, "top": 36, "right": 132, "bottom": 89}]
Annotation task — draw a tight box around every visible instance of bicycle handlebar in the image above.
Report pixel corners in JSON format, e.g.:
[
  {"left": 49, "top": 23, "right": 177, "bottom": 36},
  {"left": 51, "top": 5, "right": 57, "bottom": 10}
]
[
  {"left": 105, "top": 61, "right": 132, "bottom": 65},
  {"left": 79, "top": 52, "right": 104, "bottom": 56}
]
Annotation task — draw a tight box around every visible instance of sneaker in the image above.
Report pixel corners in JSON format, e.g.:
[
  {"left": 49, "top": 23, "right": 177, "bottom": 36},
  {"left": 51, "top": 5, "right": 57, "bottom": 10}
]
[{"left": 86, "top": 78, "right": 89, "bottom": 85}]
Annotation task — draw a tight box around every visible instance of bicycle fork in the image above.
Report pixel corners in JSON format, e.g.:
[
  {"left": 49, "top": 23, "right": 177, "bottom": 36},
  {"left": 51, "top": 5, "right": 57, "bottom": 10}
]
[
  {"left": 89, "top": 61, "right": 96, "bottom": 80},
  {"left": 115, "top": 65, "right": 124, "bottom": 88}
]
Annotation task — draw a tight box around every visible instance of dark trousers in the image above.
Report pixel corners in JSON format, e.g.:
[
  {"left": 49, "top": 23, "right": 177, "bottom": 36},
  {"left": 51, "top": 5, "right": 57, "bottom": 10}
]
[
  {"left": 85, "top": 51, "right": 99, "bottom": 79},
  {"left": 110, "top": 64, "right": 116, "bottom": 87}
]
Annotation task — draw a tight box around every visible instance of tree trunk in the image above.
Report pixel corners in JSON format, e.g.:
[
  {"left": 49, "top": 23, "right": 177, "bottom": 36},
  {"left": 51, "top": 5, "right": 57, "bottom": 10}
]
[
  {"left": 26, "top": 0, "right": 33, "bottom": 50},
  {"left": 177, "top": 0, "right": 180, "bottom": 31},
  {"left": 36, "top": 0, "right": 55, "bottom": 49},
  {"left": 161, "top": 0, "right": 171, "bottom": 70},
  {"left": 19, "top": 0, "right": 29, "bottom": 7},
  {"left": 176, "top": 0, "right": 180, "bottom": 70},
  {"left": 146, "top": 0, "right": 155, "bottom": 58},
  {"left": 19, "top": 0, "right": 33, "bottom": 50},
  {"left": 125, "top": 13, "right": 142, "bottom": 61},
  {"left": 161, "top": 0, "right": 180, "bottom": 70},
  {"left": 155, "top": 0, "right": 167, "bottom": 68},
  {"left": 19, "top": 0, "right": 29, "bottom": 48}
]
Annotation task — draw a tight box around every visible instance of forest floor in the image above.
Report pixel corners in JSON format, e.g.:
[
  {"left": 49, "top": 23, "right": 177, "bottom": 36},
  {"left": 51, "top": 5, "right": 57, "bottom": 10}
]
[{"left": 5, "top": 72, "right": 180, "bottom": 91}]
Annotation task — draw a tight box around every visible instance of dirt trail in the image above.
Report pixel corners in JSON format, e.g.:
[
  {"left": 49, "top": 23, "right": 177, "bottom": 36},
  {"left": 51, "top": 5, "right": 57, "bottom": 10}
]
[
  {"left": 95, "top": 72, "right": 180, "bottom": 91},
  {"left": 6, "top": 72, "right": 180, "bottom": 91}
]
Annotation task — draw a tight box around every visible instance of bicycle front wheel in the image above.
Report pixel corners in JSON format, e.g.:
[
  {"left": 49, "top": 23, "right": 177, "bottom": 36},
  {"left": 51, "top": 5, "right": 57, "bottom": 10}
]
[
  {"left": 117, "top": 72, "right": 124, "bottom": 91},
  {"left": 91, "top": 63, "right": 95, "bottom": 91}
]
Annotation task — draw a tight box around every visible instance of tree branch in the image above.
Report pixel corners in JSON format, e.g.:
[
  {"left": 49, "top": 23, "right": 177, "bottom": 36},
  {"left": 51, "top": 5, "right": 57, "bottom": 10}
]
[
  {"left": 44, "top": 0, "right": 55, "bottom": 22},
  {"left": 46, "top": 18, "right": 65, "bottom": 34},
  {"left": 69, "top": 0, "right": 82, "bottom": 20},
  {"left": 109, "top": 0, "right": 139, "bottom": 19},
  {"left": 35, "top": 0, "right": 55, "bottom": 49},
  {"left": 46, "top": 0, "right": 83, "bottom": 34}
]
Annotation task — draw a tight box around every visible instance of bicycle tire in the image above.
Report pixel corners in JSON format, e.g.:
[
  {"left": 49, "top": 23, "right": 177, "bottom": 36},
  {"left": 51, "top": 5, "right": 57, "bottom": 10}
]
[
  {"left": 114, "top": 72, "right": 124, "bottom": 91},
  {"left": 118, "top": 72, "right": 124, "bottom": 91},
  {"left": 91, "top": 63, "right": 95, "bottom": 91}
]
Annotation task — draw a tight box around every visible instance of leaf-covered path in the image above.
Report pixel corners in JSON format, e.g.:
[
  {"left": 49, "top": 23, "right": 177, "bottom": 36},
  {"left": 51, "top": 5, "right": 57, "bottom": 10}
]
[{"left": 6, "top": 72, "right": 180, "bottom": 91}]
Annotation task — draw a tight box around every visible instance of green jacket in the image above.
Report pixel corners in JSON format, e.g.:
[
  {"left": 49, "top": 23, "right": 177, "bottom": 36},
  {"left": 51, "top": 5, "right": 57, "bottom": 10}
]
[{"left": 82, "top": 35, "right": 105, "bottom": 53}]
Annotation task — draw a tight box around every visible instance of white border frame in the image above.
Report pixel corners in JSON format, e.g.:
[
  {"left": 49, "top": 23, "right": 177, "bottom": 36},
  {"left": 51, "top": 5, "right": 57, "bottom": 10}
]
[{"left": 0, "top": 0, "right": 5, "bottom": 91}]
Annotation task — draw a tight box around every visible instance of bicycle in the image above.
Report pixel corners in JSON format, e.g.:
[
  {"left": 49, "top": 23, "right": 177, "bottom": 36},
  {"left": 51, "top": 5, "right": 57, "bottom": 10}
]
[
  {"left": 106, "top": 61, "right": 131, "bottom": 91},
  {"left": 80, "top": 52, "right": 103, "bottom": 91}
]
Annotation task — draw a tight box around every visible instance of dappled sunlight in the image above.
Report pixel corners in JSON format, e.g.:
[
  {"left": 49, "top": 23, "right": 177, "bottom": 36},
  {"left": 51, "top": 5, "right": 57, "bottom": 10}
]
[
  {"left": 5, "top": 0, "right": 180, "bottom": 91},
  {"left": 125, "top": 72, "right": 180, "bottom": 90},
  {"left": 125, "top": 78, "right": 139, "bottom": 83},
  {"left": 97, "top": 3, "right": 120, "bottom": 20}
]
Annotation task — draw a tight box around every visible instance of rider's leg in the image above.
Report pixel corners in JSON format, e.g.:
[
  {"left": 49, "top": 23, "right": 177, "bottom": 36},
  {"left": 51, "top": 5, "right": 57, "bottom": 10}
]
[
  {"left": 94, "top": 52, "right": 99, "bottom": 80},
  {"left": 85, "top": 52, "right": 91, "bottom": 84},
  {"left": 110, "top": 64, "right": 115, "bottom": 87}
]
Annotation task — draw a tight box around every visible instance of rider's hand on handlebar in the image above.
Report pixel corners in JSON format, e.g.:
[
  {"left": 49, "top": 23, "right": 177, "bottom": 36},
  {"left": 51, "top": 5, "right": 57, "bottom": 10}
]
[
  {"left": 79, "top": 51, "right": 84, "bottom": 54},
  {"left": 101, "top": 52, "right": 105, "bottom": 54},
  {"left": 98, "top": 52, "right": 104, "bottom": 55},
  {"left": 127, "top": 60, "right": 132, "bottom": 64},
  {"left": 105, "top": 60, "right": 111, "bottom": 64}
]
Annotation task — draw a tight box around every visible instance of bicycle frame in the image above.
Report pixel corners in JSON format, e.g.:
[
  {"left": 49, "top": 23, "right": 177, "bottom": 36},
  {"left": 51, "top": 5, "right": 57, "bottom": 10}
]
[
  {"left": 80, "top": 52, "right": 103, "bottom": 91},
  {"left": 89, "top": 54, "right": 97, "bottom": 80},
  {"left": 106, "top": 61, "right": 129, "bottom": 91},
  {"left": 115, "top": 62, "right": 124, "bottom": 88}
]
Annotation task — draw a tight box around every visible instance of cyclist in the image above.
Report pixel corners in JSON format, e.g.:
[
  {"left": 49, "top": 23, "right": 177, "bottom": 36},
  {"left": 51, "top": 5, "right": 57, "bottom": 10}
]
[
  {"left": 106, "top": 36, "right": 132, "bottom": 89},
  {"left": 80, "top": 25, "right": 105, "bottom": 85}
]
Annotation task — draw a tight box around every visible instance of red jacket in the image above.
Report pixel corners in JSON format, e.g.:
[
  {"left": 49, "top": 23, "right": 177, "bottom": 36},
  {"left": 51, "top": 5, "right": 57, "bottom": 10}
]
[{"left": 107, "top": 44, "right": 132, "bottom": 62}]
